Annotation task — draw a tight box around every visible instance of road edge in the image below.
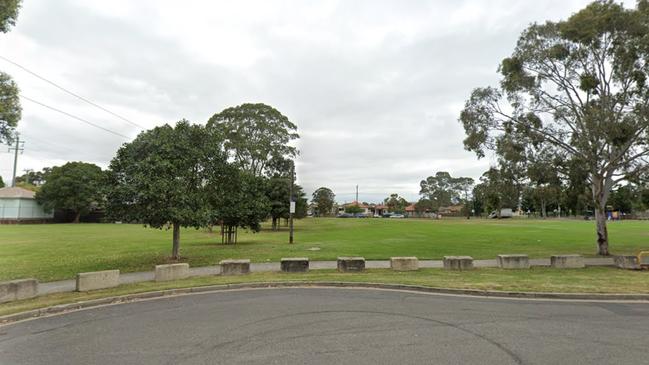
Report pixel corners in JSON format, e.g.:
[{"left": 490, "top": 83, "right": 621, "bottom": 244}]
[{"left": 2, "top": 281, "right": 649, "bottom": 325}]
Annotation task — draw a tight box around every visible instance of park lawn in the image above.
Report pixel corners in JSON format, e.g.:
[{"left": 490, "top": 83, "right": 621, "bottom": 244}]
[
  {"left": 1, "top": 218, "right": 649, "bottom": 282},
  {"left": 1, "top": 267, "right": 648, "bottom": 317}
]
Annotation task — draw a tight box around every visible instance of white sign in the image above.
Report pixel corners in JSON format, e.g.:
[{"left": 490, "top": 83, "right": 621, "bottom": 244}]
[{"left": 290, "top": 201, "right": 296, "bottom": 214}]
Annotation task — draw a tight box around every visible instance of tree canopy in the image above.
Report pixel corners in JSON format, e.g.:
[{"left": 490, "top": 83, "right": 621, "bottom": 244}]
[
  {"left": 106, "top": 120, "right": 231, "bottom": 258},
  {"left": 206, "top": 103, "right": 299, "bottom": 177},
  {"left": 0, "top": 72, "right": 20, "bottom": 144},
  {"left": 419, "top": 171, "right": 474, "bottom": 211},
  {"left": 384, "top": 193, "right": 409, "bottom": 213},
  {"left": 459, "top": 0, "right": 649, "bottom": 255},
  {"left": 312, "top": 187, "right": 335, "bottom": 216},
  {"left": 35, "top": 162, "right": 104, "bottom": 223},
  {"left": 0, "top": 0, "right": 20, "bottom": 33},
  {"left": 0, "top": 0, "right": 21, "bottom": 143}
]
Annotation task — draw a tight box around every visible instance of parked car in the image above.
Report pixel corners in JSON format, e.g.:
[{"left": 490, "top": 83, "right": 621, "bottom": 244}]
[
  {"left": 354, "top": 213, "right": 369, "bottom": 218},
  {"left": 381, "top": 213, "right": 393, "bottom": 218},
  {"left": 389, "top": 214, "right": 405, "bottom": 219},
  {"left": 337, "top": 213, "right": 354, "bottom": 218}
]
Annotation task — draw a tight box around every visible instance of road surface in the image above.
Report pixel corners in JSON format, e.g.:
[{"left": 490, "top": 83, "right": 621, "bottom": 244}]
[{"left": 1, "top": 288, "right": 647, "bottom": 364}]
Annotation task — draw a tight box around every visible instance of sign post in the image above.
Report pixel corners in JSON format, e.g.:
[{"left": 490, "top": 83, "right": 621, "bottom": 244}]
[{"left": 289, "top": 163, "right": 295, "bottom": 244}]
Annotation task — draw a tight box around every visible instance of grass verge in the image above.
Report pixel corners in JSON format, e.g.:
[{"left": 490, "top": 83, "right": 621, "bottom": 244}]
[{"left": 1, "top": 267, "right": 648, "bottom": 317}]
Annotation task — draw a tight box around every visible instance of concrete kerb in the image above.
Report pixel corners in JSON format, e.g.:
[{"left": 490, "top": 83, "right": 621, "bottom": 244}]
[
  {"left": 390, "top": 257, "right": 419, "bottom": 271},
  {"left": 0, "top": 279, "right": 38, "bottom": 303},
  {"left": 219, "top": 259, "right": 250, "bottom": 276},
  {"left": 497, "top": 254, "right": 530, "bottom": 269},
  {"left": 443, "top": 256, "right": 474, "bottom": 271},
  {"left": 76, "top": 270, "right": 120, "bottom": 292},
  {"left": 155, "top": 263, "right": 190, "bottom": 282},
  {"left": 3, "top": 281, "right": 649, "bottom": 326},
  {"left": 281, "top": 258, "right": 309, "bottom": 273},
  {"left": 551, "top": 255, "right": 585, "bottom": 269},
  {"left": 337, "top": 257, "right": 366, "bottom": 272}
]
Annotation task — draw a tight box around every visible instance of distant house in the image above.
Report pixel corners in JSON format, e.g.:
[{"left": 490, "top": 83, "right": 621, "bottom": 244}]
[
  {"left": 338, "top": 201, "right": 389, "bottom": 217},
  {"left": 0, "top": 187, "right": 53, "bottom": 224},
  {"left": 438, "top": 204, "right": 464, "bottom": 217}
]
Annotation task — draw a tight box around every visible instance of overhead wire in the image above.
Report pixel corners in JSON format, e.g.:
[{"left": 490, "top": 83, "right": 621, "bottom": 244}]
[
  {"left": 20, "top": 94, "right": 131, "bottom": 139},
  {"left": 0, "top": 55, "right": 145, "bottom": 130}
]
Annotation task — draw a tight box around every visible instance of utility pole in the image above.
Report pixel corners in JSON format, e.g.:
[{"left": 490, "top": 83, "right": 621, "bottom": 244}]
[
  {"left": 8, "top": 135, "right": 24, "bottom": 187},
  {"left": 289, "top": 163, "right": 295, "bottom": 244},
  {"left": 356, "top": 185, "right": 359, "bottom": 203}
]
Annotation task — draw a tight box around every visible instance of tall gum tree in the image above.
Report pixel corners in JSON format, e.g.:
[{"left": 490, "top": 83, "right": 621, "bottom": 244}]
[{"left": 459, "top": 1, "right": 649, "bottom": 255}]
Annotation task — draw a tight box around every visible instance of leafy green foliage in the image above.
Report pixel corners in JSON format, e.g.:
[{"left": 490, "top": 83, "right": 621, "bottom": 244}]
[
  {"left": 0, "top": 174, "right": 4, "bottom": 188},
  {"left": 209, "top": 171, "right": 270, "bottom": 240},
  {"left": 419, "top": 172, "right": 474, "bottom": 210},
  {"left": 383, "top": 193, "right": 409, "bottom": 213},
  {"left": 312, "top": 187, "right": 335, "bottom": 216},
  {"left": 35, "top": 162, "right": 104, "bottom": 222},
  {"left": 0, "top": 0, "right": 20, "bottom": 33},
  {"left": 106, "top": 121, "right": 232, "bottom": 254},
  {"left": 0, "top": 72, "right": 21, "bottom": 143},
  {"left": 206, "top": 103, "right": 299, "bottom": 177}
]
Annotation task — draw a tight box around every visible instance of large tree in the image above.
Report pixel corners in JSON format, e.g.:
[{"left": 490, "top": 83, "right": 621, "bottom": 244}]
[
  {"left": 419, "top": 171, "right": 474, "bottom": 212},
  {"left": 384, "top": 193, "right": 409, "bottom": 213},
  {"left": 106, "top": 121, "right": 231, "bottom": 259},
  {"left": 0, "top": 0, "right": 21, "bottom": 143},
  {"left": 0, "top": 175, "right": 4, "bottom": 188},
  {"left": 312, "top": 187, "right": 335, "bottom": 217},
  {"left": 35, "top": 162, "right": 104, "bottom": 223},
  {"left": 206, "top": 103, "right": 299, "bottom": 177},
  {"left": 459, "top": 1, "right": 649, "bottom": 255}
]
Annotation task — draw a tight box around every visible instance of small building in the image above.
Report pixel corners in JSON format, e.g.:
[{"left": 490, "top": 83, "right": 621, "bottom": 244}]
[{"left": 0, "top": 187, "right": 53, "bottom": 223}]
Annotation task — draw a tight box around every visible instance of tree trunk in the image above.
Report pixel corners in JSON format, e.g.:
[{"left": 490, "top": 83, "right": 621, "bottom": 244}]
[
  {"left": 592, "top": 175, "right": 612, "bottom": 256},
  {"left": 541, "top": 199, "right": 547, "bottom": 218},
  {"left": 172, "top": 222, "right": 180, "bottom": 259},
  {"left": 594, "top": 205, "right": 609, "bottom": 256},
  {"left": 73, "top": 211, "right": 81, "bottom": 223}
]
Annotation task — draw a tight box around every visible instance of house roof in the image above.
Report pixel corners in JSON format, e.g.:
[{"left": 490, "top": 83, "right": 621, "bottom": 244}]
[
  {"left": 405, "top": 203, "right": 417, "bottom": 212},
  {"left": 0, "top": 187, "right": 36, "bottom": 199}
]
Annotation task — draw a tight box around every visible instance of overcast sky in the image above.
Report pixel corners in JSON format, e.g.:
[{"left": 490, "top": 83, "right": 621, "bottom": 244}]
[{"left": 0, "top": 0, "right": 592, "bottom": 203}]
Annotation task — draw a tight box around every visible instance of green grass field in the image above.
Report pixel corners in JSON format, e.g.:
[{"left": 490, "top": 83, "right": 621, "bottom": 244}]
[{"left": 1, "top": 217, "right": 648, "bottom": 282}]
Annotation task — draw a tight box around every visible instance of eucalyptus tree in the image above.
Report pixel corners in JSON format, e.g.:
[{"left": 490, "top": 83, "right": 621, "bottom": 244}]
[{"left": 459, "top": 1, "right": 649, "bottom": 255}]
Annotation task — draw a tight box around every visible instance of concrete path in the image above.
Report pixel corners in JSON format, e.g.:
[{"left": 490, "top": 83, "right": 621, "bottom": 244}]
[
  {"left": 38, "top": 257, "right": 615, "bottom": 295},
  {"left": 1, "top": 287, "right": 646, "bottom": 364}
]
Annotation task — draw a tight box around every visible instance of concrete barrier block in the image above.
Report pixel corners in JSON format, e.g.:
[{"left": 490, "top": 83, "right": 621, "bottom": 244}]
[
  {"left": 614, "top": 255, "right": 640, "bottom": 270},
  {"left": 390, "top": 257, "right": 419, "bottom": 271},
  {"left": 443, "top": 256, "right": 474, "bottom": 271},
  {"left": 281, "top": 258, "right": 309, "bottom": 273},
  {"left": 219, "top": 259, "right": 250, "bottom": 275},
  {"left": 337, "top": 257, "right": 366, "bottom": 272},
  {"left": 497, "top": 254, "right": 530, "bottom": 269},
  {"left": 0, "top": 279, "right": 38, "bottom": 303},
  {"left": 550, "top": 255, "right": 585, "bottom": 269},
  {"left": 76, "top": 270, "right": 120, "bottom": 291},
  {"left": 155, "top": 263, "right": 190, "bottom": 282}
]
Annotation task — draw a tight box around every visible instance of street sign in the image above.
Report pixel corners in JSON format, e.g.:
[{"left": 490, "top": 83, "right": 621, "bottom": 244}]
[{"left": 290, "top": 201, "right": 296, "bottom": 214}]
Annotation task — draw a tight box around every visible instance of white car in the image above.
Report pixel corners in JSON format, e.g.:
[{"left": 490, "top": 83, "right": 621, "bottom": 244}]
[{"left": 389, "top": 214, "right": 405, "bottom": 218}]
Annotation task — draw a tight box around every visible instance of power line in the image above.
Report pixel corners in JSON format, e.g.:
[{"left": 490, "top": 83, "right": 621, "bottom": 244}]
[
  {"left": 0, "top": 55, "right": 145, "bottom": 130},
  {"left": 20, "top": 94, "right": 131, "bottom": 139}
]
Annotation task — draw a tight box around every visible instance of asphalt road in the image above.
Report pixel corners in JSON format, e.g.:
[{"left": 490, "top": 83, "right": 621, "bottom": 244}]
[{"left": 1, "top": 288, "right": 648, "bottom": 364}]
